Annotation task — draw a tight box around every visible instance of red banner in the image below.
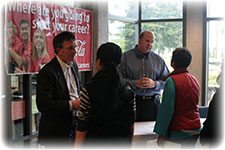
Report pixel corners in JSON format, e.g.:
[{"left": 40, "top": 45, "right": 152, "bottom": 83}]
[{"left": 5, "top": 2, "right": 92, "bottom": 74}]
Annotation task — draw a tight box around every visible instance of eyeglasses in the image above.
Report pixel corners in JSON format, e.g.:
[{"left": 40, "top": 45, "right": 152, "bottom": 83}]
[
  {"left": 61, "top": 41, "right": 77, "bottom": 51},
  {"left": 63, "top": 46, "right": 76, "bottom": 51},
  {"left": 62, "top": 42, "right": 78, "bottom": 50}
]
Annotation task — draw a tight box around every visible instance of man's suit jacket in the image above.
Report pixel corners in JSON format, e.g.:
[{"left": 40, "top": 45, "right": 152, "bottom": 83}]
[{"left": 36, "top": 56, "right": 81, "bottom": 145}]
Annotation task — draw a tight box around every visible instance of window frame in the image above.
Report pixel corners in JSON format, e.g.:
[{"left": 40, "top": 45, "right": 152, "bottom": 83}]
[
  {"left": 108, "top": 0, "right": 186, "bottom": 51},
  {"left": 203, "top": 1, "right": 224, "bottom": 106}
]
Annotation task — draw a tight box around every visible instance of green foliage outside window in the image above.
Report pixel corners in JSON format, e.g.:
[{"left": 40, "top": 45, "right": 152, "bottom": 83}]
[{"left": 109, "top": 0, "right": 183, "bottom": 72}]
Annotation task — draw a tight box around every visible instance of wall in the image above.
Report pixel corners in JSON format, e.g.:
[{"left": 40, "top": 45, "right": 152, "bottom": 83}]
[{"left": 91, "top": 1, "right": 109, "bottom": 74}]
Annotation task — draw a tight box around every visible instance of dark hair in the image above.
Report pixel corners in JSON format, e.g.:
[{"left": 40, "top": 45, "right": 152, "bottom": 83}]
[
  {"left": 97, "top": 42, "right": 122, "bottom": 68},
  {"left": 171, "top": 47, "right": 192, "bottom": 68},
  {"left": 53, "top": 31, "right": 75, "bottom": 54},
  {"left": 19, "top": 19, "right": 29, "bottom": 26},
  {"left": 97, "top": 42, "right": 122, "bottom": 88}
]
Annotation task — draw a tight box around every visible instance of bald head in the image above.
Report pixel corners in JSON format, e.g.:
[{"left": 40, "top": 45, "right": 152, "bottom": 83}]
[
  {"left": 138, "top": 31, "right": 154, "bottom": 54},
  {"left": 139, "top": 31, "right": 154, "bottom": 39}
]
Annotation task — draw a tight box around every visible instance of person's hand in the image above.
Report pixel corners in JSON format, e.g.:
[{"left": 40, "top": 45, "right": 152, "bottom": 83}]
[
  {"left": 136, "top": 77, "right": 156, "bottom": 88},
  {"left": 71, "top": 98, "right": 80, "bottom": 109},
  {"left": 14, "top": 66, "right": 26, "bottom": 73},
  {"left": 156, "top": 135, "right": 165, "bottom": 147}
]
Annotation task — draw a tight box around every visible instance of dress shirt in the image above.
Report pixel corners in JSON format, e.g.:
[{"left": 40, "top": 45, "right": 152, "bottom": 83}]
[
  {"left": 57, "top": 56, "right": 78, "bottom": 111},
  {"left": 118, "top": 45, "right": 169, "bottom": 96}
]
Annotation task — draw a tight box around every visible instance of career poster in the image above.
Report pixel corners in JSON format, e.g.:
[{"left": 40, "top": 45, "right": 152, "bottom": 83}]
[{"left": 5, "top": 2, "right": 92, "bottom": 74}]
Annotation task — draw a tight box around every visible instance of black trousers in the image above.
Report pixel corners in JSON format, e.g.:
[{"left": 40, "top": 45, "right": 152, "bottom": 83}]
[{"left": 135, "top": 95, "right": 160, "bottom": 122}]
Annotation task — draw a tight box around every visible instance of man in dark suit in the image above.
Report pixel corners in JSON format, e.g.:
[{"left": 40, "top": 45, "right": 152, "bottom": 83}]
[{"left": 36, "top": 31, "right": 81, "bottom": 147}]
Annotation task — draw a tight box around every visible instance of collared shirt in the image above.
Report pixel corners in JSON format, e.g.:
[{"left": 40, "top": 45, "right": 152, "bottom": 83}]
[
  {"left": 154, "top": 77, "right": 200, "bottom": 140},
  {"left": 57, "top": 56, "right": 78, "bottom": 111},
  {"left": 118, "top": 45, "right": 169, "bottom": 96}
]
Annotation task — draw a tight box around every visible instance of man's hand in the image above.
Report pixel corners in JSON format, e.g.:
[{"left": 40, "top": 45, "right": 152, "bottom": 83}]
[
  {"left": 71, "top": 98, "right": 80, "bottom": 109},
  {"left": 136, "top": 77, "right": 156, "bottom": 88}
]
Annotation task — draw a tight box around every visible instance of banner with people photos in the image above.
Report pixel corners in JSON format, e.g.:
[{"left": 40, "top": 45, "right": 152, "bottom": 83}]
[{"left": 5, "top": 2, "right": 92, "bottom": 74}]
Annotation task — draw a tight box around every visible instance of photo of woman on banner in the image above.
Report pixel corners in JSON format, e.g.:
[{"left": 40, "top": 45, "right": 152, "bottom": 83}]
[
  {"left": 30, "top": 29, "right": 50, "bottom": 72},
  {"left": 6, "top": 20, "right": 28, "bottom": 74}
]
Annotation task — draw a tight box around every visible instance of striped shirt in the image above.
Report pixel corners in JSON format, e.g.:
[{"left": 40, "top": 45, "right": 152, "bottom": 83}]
[{"left": 77, "top": 87, "right": 136, "bottom": 131}]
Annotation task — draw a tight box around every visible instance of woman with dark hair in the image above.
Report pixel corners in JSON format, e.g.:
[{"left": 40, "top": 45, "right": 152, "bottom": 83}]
[{"left": 75, "top": 42, "right": 135, "bottom": 148}]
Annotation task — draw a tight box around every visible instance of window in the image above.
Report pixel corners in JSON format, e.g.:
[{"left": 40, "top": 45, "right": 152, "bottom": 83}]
[
  {"left": 108, "top": 0, "right": 138, "bottom": 52},
  {"left": 108, "top": 0, "right": 184, "bottom": 71},
  {"left": 108, "top": 0, "right": 138, "bottom": 19},
  {"left": 206, "top": 0, "right": 224, "bottom": 105},
  {"left": 207, "top": 0, "right": 224, "bottom": 18},
  {"left": 141, "top": 0, "right": 183, "bottom": 20},
  {"left": 108, "top": 20, "right": 136, "bottom": 52},
  {"left": 142, "top": 22, "right": 183, "bottom": 71},
  {"left": 141, "top": 0, "right": 183, "bottom": 71}
]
